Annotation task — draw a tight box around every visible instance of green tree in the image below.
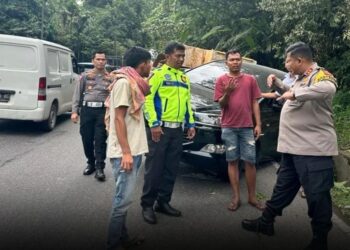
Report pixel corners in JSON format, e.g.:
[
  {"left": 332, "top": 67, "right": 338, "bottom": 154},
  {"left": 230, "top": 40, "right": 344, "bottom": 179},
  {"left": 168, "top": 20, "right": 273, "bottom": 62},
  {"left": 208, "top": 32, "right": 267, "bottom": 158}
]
[
  {"left": 143, "top": 0, "right": 275, "bottom": 64},
  {"left": 259, "top": 0, "right": 350, "bottom": 89},
  {"left": 78, "top": 0, "right": 150, "bottom": 62},
  {"left": 0, "top": 0, "right": 43, "bottom": 38}
]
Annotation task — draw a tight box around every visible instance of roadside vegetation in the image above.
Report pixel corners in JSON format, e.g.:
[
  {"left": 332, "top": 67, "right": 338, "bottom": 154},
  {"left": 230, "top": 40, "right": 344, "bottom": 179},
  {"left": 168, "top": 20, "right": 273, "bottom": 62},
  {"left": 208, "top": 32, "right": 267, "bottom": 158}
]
[
  {"left": 331, "top": 181, "right": 350, "bottom": 222},
  {"left": 333, "top": 91, "right": 350, "bottom": 150},
  {"left": 332, "top": 90, "right": 350, "bottom": 222}
]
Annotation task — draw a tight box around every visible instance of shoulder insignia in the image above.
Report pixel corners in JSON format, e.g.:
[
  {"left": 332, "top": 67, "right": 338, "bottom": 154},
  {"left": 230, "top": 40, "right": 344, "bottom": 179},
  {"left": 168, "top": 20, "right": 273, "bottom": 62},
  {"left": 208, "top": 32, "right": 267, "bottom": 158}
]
[
  {"left": 304, "top": 67, "right": 314, "bottom": 77},
  {"left": 312, "top": 69, "right": 337, "bottom": 85},
  {"left": 181, "top": 75, "right": 187, "bottom": 83}
]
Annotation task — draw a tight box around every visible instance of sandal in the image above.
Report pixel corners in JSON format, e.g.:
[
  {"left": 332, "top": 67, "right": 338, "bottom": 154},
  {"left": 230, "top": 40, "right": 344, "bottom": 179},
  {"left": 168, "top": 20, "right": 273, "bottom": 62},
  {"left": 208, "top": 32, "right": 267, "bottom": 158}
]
[
  {"left": 248, "top": 201, "right": 266, "bottom": 211},
  {"left": 227, "top": 200, "right": 241, "bottom": 211}
]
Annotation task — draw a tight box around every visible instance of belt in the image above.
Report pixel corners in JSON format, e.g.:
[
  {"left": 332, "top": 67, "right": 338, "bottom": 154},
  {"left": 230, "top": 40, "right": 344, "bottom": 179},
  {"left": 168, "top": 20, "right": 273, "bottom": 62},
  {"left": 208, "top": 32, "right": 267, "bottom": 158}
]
[
  {"left": 161, "top": 121, "right": 182, "bottom": 128},
  {"left": 82, "top": 101, "right": 104, "bottom": 108}
]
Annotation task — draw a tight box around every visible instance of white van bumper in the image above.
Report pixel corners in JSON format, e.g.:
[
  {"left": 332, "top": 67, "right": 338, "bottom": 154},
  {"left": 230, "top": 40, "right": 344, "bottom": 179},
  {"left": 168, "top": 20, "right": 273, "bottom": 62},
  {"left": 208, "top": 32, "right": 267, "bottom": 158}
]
[{"left": 0, "top": 108, "right": 47, "bottom": 121}]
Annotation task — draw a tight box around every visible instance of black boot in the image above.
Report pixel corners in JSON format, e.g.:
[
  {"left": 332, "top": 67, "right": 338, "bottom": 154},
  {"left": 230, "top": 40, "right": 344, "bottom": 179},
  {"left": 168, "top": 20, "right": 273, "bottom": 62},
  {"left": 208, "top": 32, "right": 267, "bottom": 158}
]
[
  {"left": 155, "top": 202, "right": 182, "bottom": 217},
  {"left": 83, "top": 165, "right": 95, "bottom": 175},
  {"left": 95, "top": 168, "right": 105, "bottom": 181},
  {"left": 142, "top": 207, "right": 157, "bottom": 224},
  {"left": 241, "top": 217, "right": 274, "bottom": 236}
]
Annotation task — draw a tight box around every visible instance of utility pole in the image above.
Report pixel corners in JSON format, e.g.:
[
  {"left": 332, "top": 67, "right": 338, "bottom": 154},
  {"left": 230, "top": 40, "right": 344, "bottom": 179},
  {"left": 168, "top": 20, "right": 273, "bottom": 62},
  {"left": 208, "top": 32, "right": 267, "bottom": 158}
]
[{"left": 41, "top": 0, "right": 45, "bottom": 39}]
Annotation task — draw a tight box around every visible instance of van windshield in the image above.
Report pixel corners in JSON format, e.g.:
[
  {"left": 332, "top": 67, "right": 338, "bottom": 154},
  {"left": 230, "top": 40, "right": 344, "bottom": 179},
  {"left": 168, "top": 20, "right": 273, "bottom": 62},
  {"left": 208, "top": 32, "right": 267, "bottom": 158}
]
[{"left": 0, "top": 44, "right": 38, "bottom": 71}]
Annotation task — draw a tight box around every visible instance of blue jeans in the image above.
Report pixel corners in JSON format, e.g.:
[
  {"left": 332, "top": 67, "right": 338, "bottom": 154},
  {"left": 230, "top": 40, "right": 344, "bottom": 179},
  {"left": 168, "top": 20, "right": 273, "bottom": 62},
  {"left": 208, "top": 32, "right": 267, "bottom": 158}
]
[
  {"left": 107, "top": 155, "right": 142, "bottom": 250},
  {"left": 221, "top": 128, "right": 256, "bottom": 164}
]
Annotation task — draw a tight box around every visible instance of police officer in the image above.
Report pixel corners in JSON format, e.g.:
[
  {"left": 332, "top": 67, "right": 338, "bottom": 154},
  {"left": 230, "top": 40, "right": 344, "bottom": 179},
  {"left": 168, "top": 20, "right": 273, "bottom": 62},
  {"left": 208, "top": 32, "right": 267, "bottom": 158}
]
[
  {"left": 141, "top": 42, "right": 196, "bottom": 224},
  {"left": 241, "top": 42, "right": 338, "bottom": 250},
  {"left": 71, "top": 51, "right": 111, "bottom": 181}
]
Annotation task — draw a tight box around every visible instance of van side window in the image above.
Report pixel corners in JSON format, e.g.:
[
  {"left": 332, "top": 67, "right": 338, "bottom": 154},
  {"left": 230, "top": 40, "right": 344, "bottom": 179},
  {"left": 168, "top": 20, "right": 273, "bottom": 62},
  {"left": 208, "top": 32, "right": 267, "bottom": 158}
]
[
  {"left": 0, "top": 44, "right": 37, "bottom": 71},
  {"left": 59, "top": 52, "right": 69, "bottom": 72},
  {"left": 48, "top": 50, "right": 59, "bottom": 73}
]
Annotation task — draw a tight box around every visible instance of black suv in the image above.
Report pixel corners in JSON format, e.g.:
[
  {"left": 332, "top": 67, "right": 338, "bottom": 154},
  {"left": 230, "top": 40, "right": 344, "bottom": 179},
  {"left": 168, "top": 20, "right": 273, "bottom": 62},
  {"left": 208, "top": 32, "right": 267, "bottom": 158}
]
[{"left": 182, "top": 60, "right": 286, "bottom": 178}]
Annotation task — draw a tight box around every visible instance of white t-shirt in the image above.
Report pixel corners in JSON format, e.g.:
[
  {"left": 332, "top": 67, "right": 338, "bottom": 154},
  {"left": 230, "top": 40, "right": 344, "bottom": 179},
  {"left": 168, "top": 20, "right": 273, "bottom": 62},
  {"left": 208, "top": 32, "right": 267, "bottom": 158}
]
[{"left": 107, "top": 78, "right": 148, "bottom": 158}]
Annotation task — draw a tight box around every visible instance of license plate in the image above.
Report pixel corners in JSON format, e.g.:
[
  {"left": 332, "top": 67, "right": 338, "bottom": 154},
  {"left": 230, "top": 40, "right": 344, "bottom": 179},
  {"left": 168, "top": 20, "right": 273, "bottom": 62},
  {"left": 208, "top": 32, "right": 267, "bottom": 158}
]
[{"left": 0, "top": 93, "right": 10, "bottom": 102}]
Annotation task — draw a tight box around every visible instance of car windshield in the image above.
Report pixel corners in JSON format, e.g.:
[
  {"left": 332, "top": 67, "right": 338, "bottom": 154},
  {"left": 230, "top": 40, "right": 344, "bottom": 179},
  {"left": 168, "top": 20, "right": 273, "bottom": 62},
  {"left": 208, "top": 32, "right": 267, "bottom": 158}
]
[
  {"left": 185, "top": 60, "right": 286, "bottom": 93},
  {"left": 186, "top": 61, "right": 225, "bottom": 89},
  {"left": 186, "top": 61, "right": 250, "bottom": 90}
]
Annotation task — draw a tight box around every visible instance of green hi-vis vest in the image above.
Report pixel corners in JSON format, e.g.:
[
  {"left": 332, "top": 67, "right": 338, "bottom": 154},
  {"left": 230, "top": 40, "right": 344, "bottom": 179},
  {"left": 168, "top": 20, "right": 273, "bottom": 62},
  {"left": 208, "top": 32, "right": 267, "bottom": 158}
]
[{"left": 144, "top": 64, "right": 195, "bottom": 128}]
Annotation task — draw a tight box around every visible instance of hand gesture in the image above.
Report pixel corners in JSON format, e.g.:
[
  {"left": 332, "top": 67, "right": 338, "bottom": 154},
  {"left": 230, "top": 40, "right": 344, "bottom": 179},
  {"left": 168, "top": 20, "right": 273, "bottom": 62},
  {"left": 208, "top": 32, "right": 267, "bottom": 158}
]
[
  {"left": 254, "top": 125, "right": 261, "bottom": 140},
  {"left": 186, "top": 127, "right": 196, "bottom": 140},
  {"left": 225, "top": 78, "right": 237, "bottom": 94},
  {"left": 151, "top": 126, "right": 163, "bottom": 142},
  {"left": 276, "top": 90, "right": 295, "bottom": 101},
  {"left": 121, "top": 153, "right": 133, "bottom": 172},
  {"left": 71, "top": 112, "right": 79, "bottom": 123},
  {"left": 266, "top": 74, "right": 276, "bottom": 88}
]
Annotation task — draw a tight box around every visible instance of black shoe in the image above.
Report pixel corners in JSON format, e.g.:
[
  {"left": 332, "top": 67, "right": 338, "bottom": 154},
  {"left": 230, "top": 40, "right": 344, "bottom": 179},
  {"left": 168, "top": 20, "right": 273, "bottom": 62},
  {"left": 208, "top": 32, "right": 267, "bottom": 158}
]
[
  {"left": 155, "top": 202, "right": 182, "bottom": 217},
  {"left": 142, "top": 207, "right": 157, "bottom": 224},
  {"left": 83, "top": 165, "right": 95, "bottom": 175},
  {"left": 95, "top": 169, "right": 105, "bottom": 181},
  {"left": 241, "top": 217, "right": 274, "bottom": 236}
]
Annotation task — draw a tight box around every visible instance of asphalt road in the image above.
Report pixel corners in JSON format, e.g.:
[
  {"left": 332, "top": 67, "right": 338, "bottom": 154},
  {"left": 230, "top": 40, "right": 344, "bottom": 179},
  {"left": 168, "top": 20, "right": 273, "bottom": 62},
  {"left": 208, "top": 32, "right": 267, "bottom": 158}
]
[{"left": 0, "top": 115, "right": 349, "bottom": 250}]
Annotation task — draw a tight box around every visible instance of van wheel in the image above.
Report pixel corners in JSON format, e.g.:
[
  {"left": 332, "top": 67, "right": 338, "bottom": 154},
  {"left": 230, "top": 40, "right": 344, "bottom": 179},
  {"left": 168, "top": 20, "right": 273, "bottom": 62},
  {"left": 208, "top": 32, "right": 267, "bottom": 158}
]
[{"left": 42, "top": 103, "right": 57, "bottom": 131}]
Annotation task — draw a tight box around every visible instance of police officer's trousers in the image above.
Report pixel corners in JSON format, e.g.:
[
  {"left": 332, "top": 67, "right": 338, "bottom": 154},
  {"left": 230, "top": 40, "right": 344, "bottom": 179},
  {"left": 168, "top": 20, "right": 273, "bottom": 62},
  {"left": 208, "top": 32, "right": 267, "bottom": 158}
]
[
  {"left": 263, "top": 154, "right": 334, "bottom": 237},
  {"left": 79, "top": 106, "right": 107, "bottom": 169},
  {"left": 141, "top": 127, "right": 183, "bottom": 208}
]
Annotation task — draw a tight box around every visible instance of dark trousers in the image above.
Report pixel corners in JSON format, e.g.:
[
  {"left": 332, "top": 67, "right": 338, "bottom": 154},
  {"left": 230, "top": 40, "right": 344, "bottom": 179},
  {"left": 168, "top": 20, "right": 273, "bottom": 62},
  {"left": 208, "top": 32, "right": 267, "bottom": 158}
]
[
  {"left": 79, "top": 106, "right": 107, "bottom": 169},
  {"left": 263, "top": 154, "right": 334, "bottom": 237},
  {"left": 141, "top": 127, "right": 183, "bottom": 208}
]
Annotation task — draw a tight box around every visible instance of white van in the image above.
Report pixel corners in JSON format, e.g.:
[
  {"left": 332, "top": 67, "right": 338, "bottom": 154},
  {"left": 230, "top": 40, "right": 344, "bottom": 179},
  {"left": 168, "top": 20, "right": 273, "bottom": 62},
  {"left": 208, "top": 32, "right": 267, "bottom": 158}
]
[{"left": 0, "top": 34, "right": 79, "bottom": 131}]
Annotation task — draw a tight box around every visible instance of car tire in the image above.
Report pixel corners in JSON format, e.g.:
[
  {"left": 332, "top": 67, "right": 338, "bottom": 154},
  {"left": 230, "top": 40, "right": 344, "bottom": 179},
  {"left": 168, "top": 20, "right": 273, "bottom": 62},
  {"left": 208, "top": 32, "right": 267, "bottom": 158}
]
[{"left": 41, "top": 103, "right": 58, "bottom": 131}]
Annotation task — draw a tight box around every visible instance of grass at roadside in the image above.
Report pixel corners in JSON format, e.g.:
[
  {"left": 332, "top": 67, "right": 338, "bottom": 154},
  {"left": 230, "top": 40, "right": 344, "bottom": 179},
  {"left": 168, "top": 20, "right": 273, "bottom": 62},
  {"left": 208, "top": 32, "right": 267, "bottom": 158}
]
[{"left": 331, "top": 181, "right": 350, "bottom": 222}]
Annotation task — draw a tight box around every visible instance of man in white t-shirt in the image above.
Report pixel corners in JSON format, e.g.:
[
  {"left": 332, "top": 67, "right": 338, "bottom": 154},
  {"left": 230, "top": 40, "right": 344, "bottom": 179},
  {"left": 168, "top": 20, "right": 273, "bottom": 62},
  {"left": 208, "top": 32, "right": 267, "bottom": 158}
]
[{"left": 106, "top": 47, "right": 152, "bottom": 250}]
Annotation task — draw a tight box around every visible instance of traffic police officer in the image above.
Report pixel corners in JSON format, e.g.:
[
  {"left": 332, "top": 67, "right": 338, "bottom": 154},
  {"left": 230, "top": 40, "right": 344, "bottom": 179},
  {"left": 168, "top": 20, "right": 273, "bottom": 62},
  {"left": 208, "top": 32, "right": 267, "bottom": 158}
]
[
  {"left": 241, "top": 42, "right": 338, "bottom": 250},
  {"left": 71, "top": 51, "right": 111, "bottom": 181},
  {"left": 141, "top": 42, "right": 196, "bottom": 224}
]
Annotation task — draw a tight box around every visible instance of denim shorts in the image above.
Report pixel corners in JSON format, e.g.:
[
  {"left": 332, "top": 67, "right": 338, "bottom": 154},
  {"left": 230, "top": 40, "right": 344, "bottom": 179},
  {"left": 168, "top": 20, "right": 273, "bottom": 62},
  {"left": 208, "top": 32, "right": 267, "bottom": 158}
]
[{"left": 221, "top": 128, "right": 256, "bottom": 164}]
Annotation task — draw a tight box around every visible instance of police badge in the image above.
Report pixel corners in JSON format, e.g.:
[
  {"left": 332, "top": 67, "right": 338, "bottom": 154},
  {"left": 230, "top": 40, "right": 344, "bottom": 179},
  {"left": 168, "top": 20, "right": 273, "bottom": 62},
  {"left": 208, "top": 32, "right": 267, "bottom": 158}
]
[{"left": 165, "top": 74, "right": 172, "bottom": 80}]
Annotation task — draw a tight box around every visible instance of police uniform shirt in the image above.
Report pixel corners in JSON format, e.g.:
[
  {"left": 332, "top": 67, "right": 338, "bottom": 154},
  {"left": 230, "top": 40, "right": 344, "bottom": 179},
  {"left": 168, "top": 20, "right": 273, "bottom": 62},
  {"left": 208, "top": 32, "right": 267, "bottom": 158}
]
[
  {"left": 277, "top": 63, "right": 338, "bottom": 156},
  {"left": 72, "top": 70, "right": 111, "bottom": 113}
]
